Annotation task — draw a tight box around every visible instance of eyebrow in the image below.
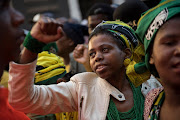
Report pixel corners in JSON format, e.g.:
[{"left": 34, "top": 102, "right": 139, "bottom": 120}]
[
  {"left": 88, "top": 44, "right": 112, "bottom": 52},
  {"left": 159, "top": 34, "right": 180, "bottom": 41}
]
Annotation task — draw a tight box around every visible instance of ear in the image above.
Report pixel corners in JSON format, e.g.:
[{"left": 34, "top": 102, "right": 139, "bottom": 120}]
[
  {"left": 123, "top": 48, "right": 132, "bottom": 59},
  {"left": 68, "top": 38, "right": 75, "bottom": 46},
  {"left": 149, "top": 53, "right": 154, "bottom": 65}
]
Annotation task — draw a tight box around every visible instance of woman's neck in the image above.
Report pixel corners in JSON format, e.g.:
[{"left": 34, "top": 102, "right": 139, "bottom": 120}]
[
  {"left": 160, "top": 86, "right": 180, "bottom": 119},
  {"left": 107, "top": 68, "right": 129, "bottom": 91},
  {"left": 164, "top": 85, "right": 180, "bottom": 107}
]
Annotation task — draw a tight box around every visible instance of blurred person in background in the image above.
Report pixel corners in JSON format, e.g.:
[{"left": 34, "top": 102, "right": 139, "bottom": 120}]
[
  {"left": 55, "top": 22, "right": 88, "bottom": 73},
  {"left": 113, "top": 0, "right": 149, "bottom": 30}
]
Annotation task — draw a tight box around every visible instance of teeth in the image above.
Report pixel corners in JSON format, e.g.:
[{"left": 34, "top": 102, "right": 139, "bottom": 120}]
[{"left": 97, "top": 65, "right": 104, "bottom": 69}]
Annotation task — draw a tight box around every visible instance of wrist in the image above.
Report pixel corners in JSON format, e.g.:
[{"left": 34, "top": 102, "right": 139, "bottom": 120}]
[{"left": 23, "top": 32, "right": 46, "bottom": 53}]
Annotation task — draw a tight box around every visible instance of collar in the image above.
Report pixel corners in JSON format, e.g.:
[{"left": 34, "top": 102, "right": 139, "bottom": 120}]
[{"left": 97, "top": 77, "right": 126, "bottom": 101}]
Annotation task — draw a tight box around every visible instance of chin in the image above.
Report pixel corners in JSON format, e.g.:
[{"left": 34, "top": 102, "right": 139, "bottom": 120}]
[{"left": 98, "top": 73, "right": 110, "bottom": 80}]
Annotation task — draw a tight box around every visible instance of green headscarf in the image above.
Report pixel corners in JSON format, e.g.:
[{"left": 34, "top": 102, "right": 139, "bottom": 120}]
[{"left": 136, "top": 0, "right": 180, "bottom": 77}]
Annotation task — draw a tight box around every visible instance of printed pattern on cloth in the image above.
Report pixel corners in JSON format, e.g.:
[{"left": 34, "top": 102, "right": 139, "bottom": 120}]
[{"left": 144, "top": 87, "right": 164, "bottom": 120}]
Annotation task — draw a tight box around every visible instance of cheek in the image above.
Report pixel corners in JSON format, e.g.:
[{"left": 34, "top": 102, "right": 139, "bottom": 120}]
[
  {"left": 89, "top": 59, "right": 95, "bottom": 71},
  {"left": 153, "top": 49, "right": 172, "bottom": 72}
]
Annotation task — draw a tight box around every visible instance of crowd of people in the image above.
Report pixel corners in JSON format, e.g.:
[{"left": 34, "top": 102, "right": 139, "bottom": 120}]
[{"left": 0, "top": 0, "right": 180, "bottom": 120}]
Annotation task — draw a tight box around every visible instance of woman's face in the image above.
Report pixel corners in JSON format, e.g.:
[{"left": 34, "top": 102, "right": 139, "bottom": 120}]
[
  {"left": 0, "top": 0, "right": 24, "bottom": 64},
  {"left": 149, "top": 17, "right": 180, "bottom": 87},
  {"left": 88, "top": 34, "right": 127, "bottom": 80}
]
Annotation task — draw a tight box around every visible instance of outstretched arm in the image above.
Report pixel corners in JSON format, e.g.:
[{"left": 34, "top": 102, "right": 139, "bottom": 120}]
[{"left": 8, "top": 17, "right": 78, "bottom": 114}]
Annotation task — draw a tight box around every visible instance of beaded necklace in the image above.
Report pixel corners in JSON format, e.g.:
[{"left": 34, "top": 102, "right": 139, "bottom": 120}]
[{"left": 106, "top": 79, "right": 144, "bottom": 120}]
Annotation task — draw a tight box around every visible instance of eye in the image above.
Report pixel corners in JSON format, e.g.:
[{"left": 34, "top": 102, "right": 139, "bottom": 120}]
[
  {"left": 89, "top": 52, "right": 95, "bottom": 58},
  {"left": 164, "top": 40, "right": 175, "bottom": 46},
  {"left": 102, "top": 48, "right": 109, "bottom": 53}
]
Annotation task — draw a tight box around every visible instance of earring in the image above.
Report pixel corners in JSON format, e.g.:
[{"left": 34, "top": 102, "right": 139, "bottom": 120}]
[{"left": 123, "top": 58, "right": 131, "bottom": 67}]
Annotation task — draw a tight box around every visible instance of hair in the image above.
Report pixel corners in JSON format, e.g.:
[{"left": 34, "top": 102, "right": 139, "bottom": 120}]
[
  {"left": 89, "top": 29, "right": 126, "bottom": 50},
  {"left": 86, "top": 3, "right": 114, "bottom": 20},
  {"left": 142, "top": 0, "right": 161, "bottom": 8},
  {"left": 113, "top": 0, "right": 149, "bottom": 22},
  {"left": 63, "top": 22, "right": 89, "bottom": 46}
]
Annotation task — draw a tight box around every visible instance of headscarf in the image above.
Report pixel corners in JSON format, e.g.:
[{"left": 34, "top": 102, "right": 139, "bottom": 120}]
[
  {"left": 35, "top": 51, "right": 66, "bottom": 85},
  {"left": 90, "top": 21, "right": 150, "bottom": 87},
  {"left": 90, "top": 21, "right": 138, "bottom": 53},
  {"left": 135, "top": 0, "right": 180, "bottom": 78}
]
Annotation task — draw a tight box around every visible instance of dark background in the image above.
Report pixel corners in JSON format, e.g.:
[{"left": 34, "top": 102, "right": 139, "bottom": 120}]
[{"left": 12, "top": 0, "right": 160, "bottom": 30}]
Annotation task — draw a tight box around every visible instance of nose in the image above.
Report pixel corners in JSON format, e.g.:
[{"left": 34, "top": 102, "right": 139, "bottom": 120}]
[
  {"left": 11, "top": 7, "right": 24, "bottom": 27},
  {"left": 95, "top": 52, "right": 103, "bottom": 62},
  {"left": 174, "top": 43, "right": 180, "bottom": 57}
]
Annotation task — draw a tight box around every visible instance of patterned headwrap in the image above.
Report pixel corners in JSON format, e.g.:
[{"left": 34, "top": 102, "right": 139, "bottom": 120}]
[
  {"left": 90, "top": 21, "right": 138, "bottom": 54},
  {"left": 135, "top": 0, "right": 180, "bottom": 78},
  {"left": 90, "top": 21, "right": 150, "bottom": 87},
  {"left": 35, "top": 51, "right": 66, "bottom": 85}
]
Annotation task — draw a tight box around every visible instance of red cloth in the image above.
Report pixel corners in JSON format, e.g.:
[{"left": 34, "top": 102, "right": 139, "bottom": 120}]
[{"left": 0, "top": 87, "right": 30, "bottom": 120}]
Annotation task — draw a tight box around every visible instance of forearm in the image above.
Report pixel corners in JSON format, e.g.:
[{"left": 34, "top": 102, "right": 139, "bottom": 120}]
[{"left": 19, "top": 48, "right": 38, "bottom": 64}]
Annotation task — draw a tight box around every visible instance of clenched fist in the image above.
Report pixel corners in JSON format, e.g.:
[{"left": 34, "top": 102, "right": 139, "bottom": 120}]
[{"left": 31, "top": 17, "right": 63, "bottom": 44}]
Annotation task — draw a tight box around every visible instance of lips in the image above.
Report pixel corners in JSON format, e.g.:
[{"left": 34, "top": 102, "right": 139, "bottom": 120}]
[
  {"left": 95, "top": 64, "right": 107, "bottom": 72},
  {"left": 172, "top": 62, "right": 180, "bottom": 73}
]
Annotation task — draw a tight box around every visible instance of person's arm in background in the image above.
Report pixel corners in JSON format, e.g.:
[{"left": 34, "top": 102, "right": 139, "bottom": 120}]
[{"left": 73, "top": 44, "right": 93, "bottom": 72}]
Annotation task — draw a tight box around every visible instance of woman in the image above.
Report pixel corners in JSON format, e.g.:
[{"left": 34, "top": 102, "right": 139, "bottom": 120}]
[
  {"left": 135, "top": 0, "right": 180, "bottom": 119},
  {"left": 8, "top": 19, "right": 158, "bottom": 119}
]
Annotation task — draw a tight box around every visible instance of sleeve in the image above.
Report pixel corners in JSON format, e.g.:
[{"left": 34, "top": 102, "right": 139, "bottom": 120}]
[{"left": 8, "top": 60, "right": 78, "bottom": 115}]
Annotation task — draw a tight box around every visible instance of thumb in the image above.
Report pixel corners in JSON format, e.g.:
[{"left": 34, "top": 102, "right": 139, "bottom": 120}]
[{"left": 54, "top": 26, "right": 63, "bottom": 40}]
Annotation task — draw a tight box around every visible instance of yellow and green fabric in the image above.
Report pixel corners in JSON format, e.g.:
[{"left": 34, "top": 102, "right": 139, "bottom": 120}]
[
  {"left": 35, "top": 51, "right": 66, "bottom": 85},
  {"left": 148, "top": 91, "right": 165, "bottom": 120}
]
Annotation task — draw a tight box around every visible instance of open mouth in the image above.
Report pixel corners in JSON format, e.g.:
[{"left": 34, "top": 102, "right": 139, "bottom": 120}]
[{"left": 95, "top": 64, "right": 107, "bottom": 72}]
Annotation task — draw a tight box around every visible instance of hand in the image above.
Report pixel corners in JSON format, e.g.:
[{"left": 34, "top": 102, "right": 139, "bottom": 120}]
[
  {"left": 73, "top": 44, "right": 92, "bottom": 72},
  {"left": 30, "top": 17, "right": 63, "bottom": 44},
  {"left": 73, "top": 44, "right": 88, "bottom": 64}
]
